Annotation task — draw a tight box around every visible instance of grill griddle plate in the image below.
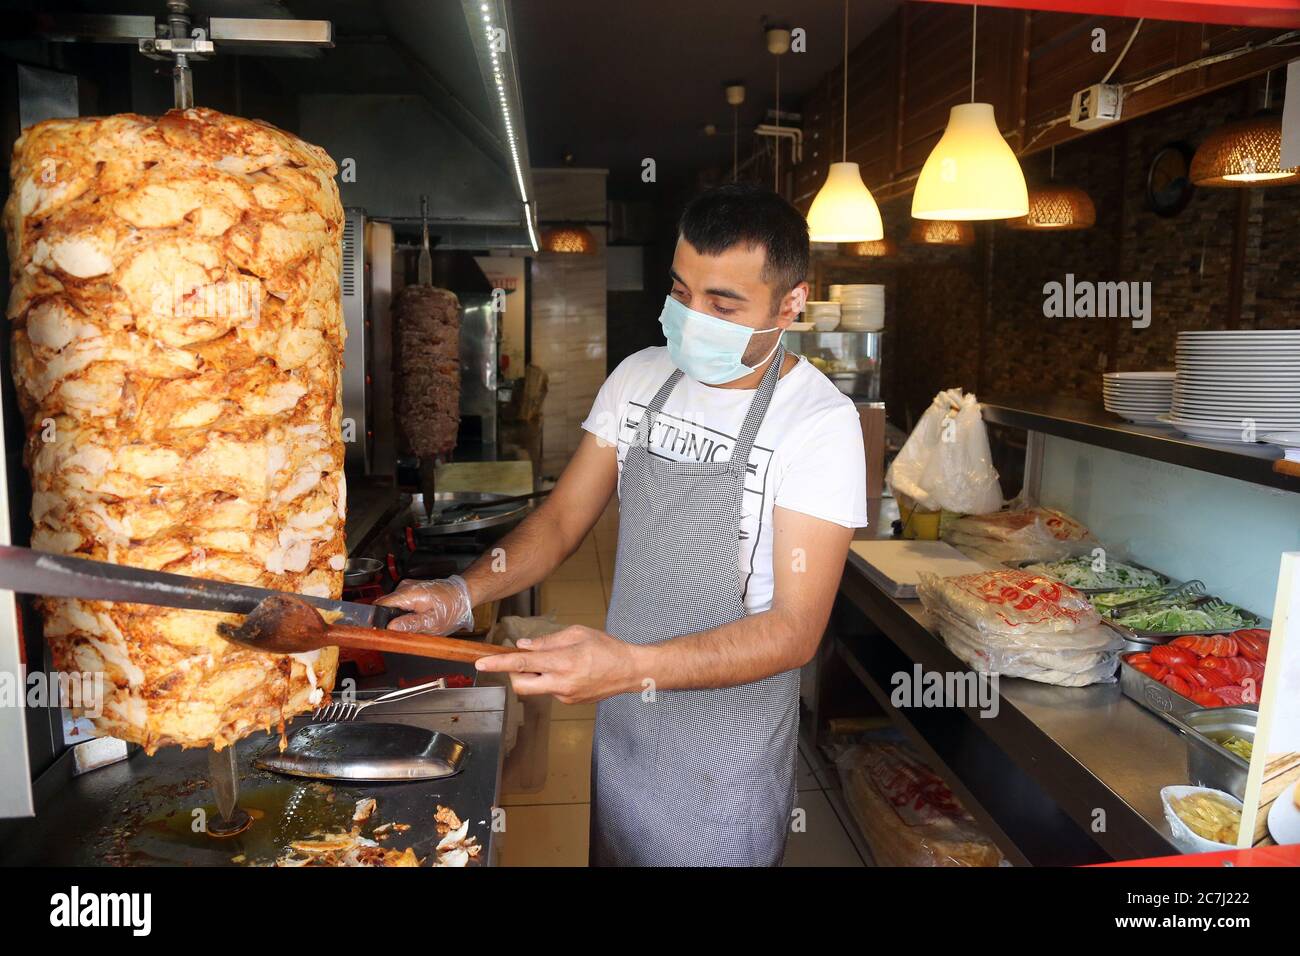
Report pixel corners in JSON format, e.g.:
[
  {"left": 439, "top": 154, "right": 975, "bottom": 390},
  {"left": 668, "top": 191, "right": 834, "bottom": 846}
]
[{"left": 254, "top": 722, "right": 468, "bottom": 782}]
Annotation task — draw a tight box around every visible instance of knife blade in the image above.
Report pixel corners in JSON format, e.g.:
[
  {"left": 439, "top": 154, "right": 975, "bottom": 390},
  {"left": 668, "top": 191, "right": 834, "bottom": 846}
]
[{"left": 0, "top": 545, "right": 402, "bottom": 628}]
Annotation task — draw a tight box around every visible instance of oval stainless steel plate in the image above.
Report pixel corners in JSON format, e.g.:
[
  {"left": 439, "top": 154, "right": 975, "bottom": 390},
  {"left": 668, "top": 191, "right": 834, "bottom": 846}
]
[{"left": 253, "top": 722, "right": 468, "bottom": 781}]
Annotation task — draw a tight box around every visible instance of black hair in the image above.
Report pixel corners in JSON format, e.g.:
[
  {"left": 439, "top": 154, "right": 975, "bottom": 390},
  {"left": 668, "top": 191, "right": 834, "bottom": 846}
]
[{"left": 677, "top": 182, "right": 809, "bottom": 305}]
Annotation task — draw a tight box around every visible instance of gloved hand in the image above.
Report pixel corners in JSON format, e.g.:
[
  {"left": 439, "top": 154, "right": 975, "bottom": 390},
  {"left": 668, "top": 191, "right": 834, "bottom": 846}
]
[{"left": 374, "top": 574, "right": 474, "bottom": 634}]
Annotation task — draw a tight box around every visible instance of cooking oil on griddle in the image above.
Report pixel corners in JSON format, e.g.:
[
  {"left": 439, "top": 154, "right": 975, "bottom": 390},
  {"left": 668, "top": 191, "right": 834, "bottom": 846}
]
[{"left": 98, "top": 776, "right": 371, "bottom": 866}]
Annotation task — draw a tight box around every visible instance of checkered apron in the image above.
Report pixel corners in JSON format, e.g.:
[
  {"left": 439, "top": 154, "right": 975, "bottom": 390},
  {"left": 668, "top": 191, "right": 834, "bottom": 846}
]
[{"left": 590, "top": 347, "right": 798, "bottom": 866}]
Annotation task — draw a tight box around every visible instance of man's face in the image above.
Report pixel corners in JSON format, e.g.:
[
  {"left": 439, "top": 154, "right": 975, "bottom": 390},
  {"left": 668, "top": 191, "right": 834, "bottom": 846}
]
[{"left": 669, "top": 238, "right": 809, "bottom": 367}]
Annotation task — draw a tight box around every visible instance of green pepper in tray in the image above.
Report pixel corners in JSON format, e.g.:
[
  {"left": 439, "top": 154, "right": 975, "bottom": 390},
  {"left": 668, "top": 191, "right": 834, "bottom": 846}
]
[
  {"left": 1104, "top": 601, "right": 1259, "bottom": 633},
  {"left": 1089, "top": 585, "right": 1167, "bottom": 610}
]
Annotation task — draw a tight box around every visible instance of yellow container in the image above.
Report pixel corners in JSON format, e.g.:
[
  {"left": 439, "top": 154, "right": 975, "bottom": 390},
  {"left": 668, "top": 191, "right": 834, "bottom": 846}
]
[{"left": 897, "top": 494, "right": 942, "bottom": 540}]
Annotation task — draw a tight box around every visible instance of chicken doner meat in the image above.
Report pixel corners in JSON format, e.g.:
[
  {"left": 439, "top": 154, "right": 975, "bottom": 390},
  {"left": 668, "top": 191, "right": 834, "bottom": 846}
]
[{"left": 3, "top": 108, "right": 346, "bottom": 753}]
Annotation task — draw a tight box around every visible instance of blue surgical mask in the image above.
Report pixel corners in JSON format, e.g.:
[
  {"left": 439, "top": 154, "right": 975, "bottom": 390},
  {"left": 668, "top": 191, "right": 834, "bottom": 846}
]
[{"left": 658, "top": 295, "right": 782, "bottom": 385}]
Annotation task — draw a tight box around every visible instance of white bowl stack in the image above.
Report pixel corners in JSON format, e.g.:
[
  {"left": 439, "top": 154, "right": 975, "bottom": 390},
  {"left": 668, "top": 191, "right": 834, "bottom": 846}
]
[
  {"left": 1171, "top": 330, "right": 1300, "bottom": 443},
  {"left": 805, "top": 300, "right": 841, "bottom": 331},
  {"left": 1102, "top": 371, "right": 1175, "bottom": 423},
  {"left": 829, "top": 284, "right": 885, "bottom": 331}
]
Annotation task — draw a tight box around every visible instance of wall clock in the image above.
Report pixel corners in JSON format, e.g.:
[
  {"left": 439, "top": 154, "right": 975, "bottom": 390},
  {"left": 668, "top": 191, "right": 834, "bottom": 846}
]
[{"left": 1146, "top": 142, "right": 1195, "bottom": 217}]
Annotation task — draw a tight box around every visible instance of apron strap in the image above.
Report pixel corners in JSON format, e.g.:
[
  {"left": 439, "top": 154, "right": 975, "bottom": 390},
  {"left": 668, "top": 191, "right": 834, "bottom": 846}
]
[
  {"left": 635, "top": 367, "right": 685, "bottom": 448},
  {"left": 636, "top": 345, "right": 786, "bottom": 470},
  {"left": 728, "top": 345, "right": 785, "bottom": 475}
]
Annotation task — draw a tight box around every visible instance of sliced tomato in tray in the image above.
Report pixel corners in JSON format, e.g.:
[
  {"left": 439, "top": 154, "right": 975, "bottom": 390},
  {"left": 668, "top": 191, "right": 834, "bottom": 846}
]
[
  {"left": 1150, "top": 645, "right": 1195, "bottom": 667},
  {"left": 1161, "top": 673, "right": 1194, "bottom": 698},
  {"left": 1171, "top": 634, "right": 1238, "bottom": 658},
  {"left": 1198, "top": 656, "right": 1252, "bottom": 682},
  {"left": 1232, "top": 629, "right": 1270, "bottom": 662},
  {"left": 1191, "top": 666, "right": 1234, "bottom": 689},
  {"left": 1213, "top": 685, "right": 1249, "bottom": 706}
]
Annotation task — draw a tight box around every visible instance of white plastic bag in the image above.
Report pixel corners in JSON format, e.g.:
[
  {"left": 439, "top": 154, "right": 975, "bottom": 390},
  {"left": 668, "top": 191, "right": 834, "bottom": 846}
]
[{"left": 887, "top": 389, "right": 1002, "bottom": 515}]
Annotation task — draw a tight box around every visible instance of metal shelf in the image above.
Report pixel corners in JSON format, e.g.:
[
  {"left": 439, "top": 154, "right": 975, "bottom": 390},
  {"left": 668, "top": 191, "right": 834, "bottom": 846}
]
[
  {"left": 838, "top": 545, "right": 1186, "bottom": 863},
  {"left": 981, "top": 396, "right": 1295, "bottom": 493}
]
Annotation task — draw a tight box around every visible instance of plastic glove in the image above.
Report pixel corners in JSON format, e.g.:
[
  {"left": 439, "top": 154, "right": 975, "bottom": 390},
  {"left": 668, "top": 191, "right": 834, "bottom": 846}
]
[{"left": 374, "top": 574, "right": 474, "bottom": 634}]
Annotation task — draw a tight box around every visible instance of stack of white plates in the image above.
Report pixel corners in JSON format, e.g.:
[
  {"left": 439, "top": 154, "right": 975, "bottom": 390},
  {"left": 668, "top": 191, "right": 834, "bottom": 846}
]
[
  {"left": 829, "top": 284, "right": 884, "bottom": 331},
  {"left": 1102, "top": 371, "right": 1174, "bottom": 423},
  {"left": 804, "top": 300, "right": 841, "bottom": 331},
  {"left": 1172, "top": 330, "right": 1300, "bottom": 443}
]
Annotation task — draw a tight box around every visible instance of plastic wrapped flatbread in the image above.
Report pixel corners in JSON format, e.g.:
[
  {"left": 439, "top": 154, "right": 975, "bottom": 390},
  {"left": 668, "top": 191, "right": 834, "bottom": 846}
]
[
  {"left": 942, "top": 506, "right": 1097, "bottom": 565},
  {"left": 916, "top": 568, "right": 1101, "bottom": 640},
  {"left": 940, "top": 623, "right": 1120, "bottom": 687},
  {"left": 918, "top": 569, "right": 1121, "bottom": 686}
]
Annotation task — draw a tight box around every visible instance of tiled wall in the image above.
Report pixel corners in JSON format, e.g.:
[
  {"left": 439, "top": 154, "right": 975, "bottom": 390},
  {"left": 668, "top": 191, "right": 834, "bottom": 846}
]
[{"left": 531, "top": 169, "right": 608, "bottom": 478}]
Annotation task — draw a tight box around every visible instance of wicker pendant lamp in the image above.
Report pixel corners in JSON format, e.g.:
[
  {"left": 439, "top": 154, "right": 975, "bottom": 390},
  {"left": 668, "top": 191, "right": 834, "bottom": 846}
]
[
  {"left": 1006, "top": 148, "right": 1097, "bottom": 230},
  {"left": 1191, "top": 115, "right": 1299, "bottom": 187},
  {"left": 1192, "top": 71, "right": 1300, "bottom": 188},
  {"left": 541, "top": 224, "right": 597, "bottom": 254},
  {"left": 842, "top": 237, "right": 898, "bottom": 257},
  {"left": 908, "top": 219, "right": 975, "bottom": 246}
]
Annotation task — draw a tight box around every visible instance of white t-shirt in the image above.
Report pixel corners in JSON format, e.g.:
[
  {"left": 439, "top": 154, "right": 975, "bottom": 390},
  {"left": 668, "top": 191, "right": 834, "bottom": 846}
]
[{"left": 581, "top": 346, "right": 869, "bottom": 614}]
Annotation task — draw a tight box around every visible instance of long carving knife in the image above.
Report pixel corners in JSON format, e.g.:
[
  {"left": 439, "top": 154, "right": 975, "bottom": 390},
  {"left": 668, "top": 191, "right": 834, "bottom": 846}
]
[{"left": 0, "top": 544, "right": 402, "bottom": 628}]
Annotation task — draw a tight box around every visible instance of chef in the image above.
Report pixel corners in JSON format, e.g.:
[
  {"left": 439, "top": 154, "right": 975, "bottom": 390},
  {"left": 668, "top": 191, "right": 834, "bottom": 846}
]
[{"left": 378, "top": 182, "right": 868, "bottom": 866}]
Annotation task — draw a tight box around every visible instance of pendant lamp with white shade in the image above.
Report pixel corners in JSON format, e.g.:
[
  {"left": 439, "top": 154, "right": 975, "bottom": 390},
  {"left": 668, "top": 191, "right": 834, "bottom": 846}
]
[
  {"left": 806, "top": 0, "right": 883, "bottom": 242},
  {"left": 912, "top": 5, "right": 1027, "bottom": 221}
]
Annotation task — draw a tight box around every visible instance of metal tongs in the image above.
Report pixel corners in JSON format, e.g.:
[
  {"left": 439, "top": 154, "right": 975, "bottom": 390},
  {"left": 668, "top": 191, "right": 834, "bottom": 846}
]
[{"left": 1102, "top": 579, "right": 1208, "bottom": 614}]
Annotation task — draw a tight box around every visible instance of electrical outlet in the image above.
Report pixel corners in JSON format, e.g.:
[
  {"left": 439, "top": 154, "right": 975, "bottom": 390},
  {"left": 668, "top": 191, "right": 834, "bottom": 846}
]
[{"left": 1070, "top": 83, "right": 1123, "bottom": 131}]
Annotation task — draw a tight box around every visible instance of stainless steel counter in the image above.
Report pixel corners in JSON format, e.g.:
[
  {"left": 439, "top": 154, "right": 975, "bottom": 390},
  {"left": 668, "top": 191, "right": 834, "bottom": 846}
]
[
  {"left": 345, "top": 478, "right": 406, "bottom": 554},
  {"left": 0, "top": 686, "right": 506, "bottom": 866},
  {"left": 831, "top": 501, "right": 1185, "bottom": 864}
]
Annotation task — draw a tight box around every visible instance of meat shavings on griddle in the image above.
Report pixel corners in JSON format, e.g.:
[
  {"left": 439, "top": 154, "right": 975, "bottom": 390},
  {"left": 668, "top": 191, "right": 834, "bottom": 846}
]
[{"left": 272, "top": 798, "right": 478, "bottom": 867}]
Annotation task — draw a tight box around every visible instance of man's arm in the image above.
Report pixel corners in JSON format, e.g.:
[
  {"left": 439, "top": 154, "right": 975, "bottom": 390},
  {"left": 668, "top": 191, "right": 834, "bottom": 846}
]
[
  {"left": 478, "top": 506, "right": 854, "bottom": 703},
  {"left": 460, "top": 431, "right": 618, "bottom": 606}
]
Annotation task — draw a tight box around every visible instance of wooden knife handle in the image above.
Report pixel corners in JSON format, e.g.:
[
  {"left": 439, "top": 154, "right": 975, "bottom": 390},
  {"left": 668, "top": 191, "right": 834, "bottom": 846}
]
[{"left": 325, "top": 623, "right": 509, "bottom": 663}]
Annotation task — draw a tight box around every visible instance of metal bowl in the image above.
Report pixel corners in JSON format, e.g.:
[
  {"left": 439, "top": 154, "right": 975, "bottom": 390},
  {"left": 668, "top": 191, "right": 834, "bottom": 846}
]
[
  {"left": 1167, "top": 705, "right": 1257, "bottom": 800},
  {"left": 344, "top": 557, "right": 384, "bottom": 586}
]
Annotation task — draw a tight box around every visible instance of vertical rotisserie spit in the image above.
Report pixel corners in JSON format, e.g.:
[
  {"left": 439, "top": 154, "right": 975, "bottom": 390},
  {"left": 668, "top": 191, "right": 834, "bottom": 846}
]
[{"left": 3, "top": 107, "right": 345, "bottom": 752}]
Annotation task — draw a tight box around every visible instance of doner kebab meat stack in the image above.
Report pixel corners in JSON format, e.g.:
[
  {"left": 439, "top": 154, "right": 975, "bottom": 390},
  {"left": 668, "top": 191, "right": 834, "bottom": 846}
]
[
  {"left": 394, "top": 284, "right": 461, "bottom": 460},
  {"left": 3, "top": 108, "right": 346, "bottom": 752}
]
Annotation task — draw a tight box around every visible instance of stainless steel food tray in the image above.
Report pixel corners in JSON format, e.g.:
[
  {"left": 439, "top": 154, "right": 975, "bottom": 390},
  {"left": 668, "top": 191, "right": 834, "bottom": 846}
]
[
  {"left": 1101, "top": 606, "right": 1265, "bottom": 643},
  {"left": 412, "top": 491, "right": 533, "bottom": 538},
  {"left": 1014, "top": 557, "right": 1172, "bottom": 595},
  {"left": 1118, "top": 656, "right": 1202, "bottom": 716},
  {"left": 1166, "top": 705, "right": 1256, "bottom": 800},
  {"left": 254, "top": 721, "right": 468, "bottom": 782}
]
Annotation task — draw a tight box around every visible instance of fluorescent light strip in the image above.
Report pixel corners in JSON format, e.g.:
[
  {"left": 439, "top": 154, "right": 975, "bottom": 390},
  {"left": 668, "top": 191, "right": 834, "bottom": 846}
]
[
  {"left": 524, "top": 201, "right": 539, "bottom": 252},
  {"left": 480, "top": 3, "right": 530, "bottom": 207}
]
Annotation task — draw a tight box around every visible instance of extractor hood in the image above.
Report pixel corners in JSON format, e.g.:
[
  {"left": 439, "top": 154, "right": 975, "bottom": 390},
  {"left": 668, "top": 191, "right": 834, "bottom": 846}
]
[{"left": 30, "top": 0, "right": 538, "bottom": 249}]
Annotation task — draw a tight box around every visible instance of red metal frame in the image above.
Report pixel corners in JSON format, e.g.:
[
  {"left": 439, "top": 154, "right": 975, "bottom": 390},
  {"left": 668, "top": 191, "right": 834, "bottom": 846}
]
[
  {"left": 1094, "top": 843, "right": 1300, "bottom": 866},
  {"left": 924, "top": 0, "right": 1300, "bottom": 29}
]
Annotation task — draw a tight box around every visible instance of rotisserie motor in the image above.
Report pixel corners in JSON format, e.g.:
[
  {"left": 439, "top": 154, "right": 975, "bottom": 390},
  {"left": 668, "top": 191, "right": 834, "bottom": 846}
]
[
  {"left": 393, "top": 284, "right": 460, "bottom": 459},
  {"left": 3, "top": 108, "right": 346, "bottom": 753}
]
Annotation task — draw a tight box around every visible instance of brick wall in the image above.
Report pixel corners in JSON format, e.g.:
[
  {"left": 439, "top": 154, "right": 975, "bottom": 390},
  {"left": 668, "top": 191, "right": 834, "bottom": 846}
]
[{"left": 812, "top": 84, "right": 1300, "bottom": 428}]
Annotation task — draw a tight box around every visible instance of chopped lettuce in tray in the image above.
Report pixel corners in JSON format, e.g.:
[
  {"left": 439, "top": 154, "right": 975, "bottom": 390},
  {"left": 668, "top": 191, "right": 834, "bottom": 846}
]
[
  {"left": 1102, "top": 601, "right": 1259, "bottom": 633},
  {"left": 1026, "top": 555, "right": 1165, "bottom": 591},
  {"left": 1088, "top": 585, "right": 1167, "bottom": 610}
]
